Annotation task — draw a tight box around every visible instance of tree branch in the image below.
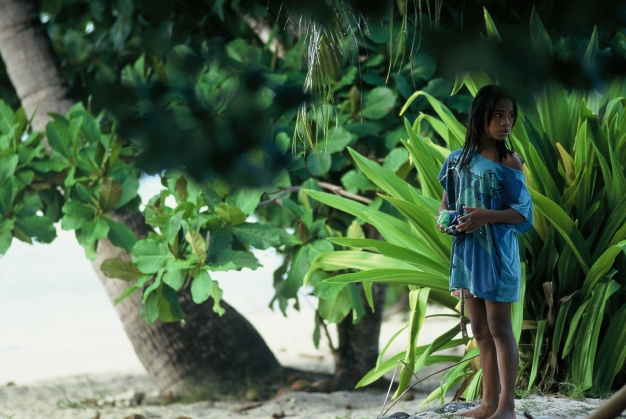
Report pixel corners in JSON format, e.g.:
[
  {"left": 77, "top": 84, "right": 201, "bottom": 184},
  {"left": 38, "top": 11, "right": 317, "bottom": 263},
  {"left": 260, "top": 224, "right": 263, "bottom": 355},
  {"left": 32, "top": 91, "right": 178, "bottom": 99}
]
[{"left": 257, "top": 182, "right": 372, "bottom": 208}]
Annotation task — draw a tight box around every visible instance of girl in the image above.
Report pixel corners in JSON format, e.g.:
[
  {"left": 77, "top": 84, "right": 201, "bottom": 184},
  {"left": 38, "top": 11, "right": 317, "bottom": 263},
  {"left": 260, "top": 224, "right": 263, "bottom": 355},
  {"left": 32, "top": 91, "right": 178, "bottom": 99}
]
[{"left": 436, "top": 85, "right": 533, "bottom": 419}]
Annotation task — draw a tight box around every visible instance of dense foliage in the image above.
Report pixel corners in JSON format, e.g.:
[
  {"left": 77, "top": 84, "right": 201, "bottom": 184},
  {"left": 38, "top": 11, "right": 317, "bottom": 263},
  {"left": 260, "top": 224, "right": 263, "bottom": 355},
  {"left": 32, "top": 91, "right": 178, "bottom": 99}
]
[{"left": 304, "top": 11, "right": 626, "bottom": 400}]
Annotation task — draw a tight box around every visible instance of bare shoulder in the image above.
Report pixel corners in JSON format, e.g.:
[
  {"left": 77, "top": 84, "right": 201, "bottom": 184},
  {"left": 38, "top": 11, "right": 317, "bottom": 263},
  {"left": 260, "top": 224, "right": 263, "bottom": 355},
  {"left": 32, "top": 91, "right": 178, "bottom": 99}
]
[{"left": 503, "top": 152, "right": 523, "bottom": 170}]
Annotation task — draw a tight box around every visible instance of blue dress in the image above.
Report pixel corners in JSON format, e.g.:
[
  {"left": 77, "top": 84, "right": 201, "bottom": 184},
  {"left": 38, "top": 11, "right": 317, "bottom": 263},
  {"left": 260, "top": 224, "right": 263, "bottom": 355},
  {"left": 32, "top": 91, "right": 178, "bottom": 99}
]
[{"left": 438, "top": 149, "right": 533, "bottom": 302}]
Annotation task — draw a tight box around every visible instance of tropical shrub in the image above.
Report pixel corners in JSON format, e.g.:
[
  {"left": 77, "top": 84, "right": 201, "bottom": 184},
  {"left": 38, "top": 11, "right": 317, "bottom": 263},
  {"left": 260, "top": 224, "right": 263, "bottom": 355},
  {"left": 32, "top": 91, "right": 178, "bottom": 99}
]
[{"left": 304, "top": 12, "right": 626, "bottom": 401}]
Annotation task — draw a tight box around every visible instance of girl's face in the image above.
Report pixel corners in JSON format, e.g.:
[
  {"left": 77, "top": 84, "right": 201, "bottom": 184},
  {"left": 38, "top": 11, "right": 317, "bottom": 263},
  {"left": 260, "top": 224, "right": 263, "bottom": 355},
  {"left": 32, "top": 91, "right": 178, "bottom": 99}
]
[{"left": 484, "top": 98, "right": 515, "bottom": 141}]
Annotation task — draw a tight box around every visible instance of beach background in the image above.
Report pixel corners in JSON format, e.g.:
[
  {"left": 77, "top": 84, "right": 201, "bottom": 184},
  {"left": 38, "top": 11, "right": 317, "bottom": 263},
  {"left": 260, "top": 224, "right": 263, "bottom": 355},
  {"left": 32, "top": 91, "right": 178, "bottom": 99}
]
[{"left": 0, "top": 176, "right": 347, "bottom": 386}]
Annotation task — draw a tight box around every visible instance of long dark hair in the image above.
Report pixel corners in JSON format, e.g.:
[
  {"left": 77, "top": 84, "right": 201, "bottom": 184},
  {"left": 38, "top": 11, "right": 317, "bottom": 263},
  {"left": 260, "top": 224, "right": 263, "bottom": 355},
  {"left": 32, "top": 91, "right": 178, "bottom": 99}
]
[{"left": 456, "top": 84, "right": 518, "bottom": 168}]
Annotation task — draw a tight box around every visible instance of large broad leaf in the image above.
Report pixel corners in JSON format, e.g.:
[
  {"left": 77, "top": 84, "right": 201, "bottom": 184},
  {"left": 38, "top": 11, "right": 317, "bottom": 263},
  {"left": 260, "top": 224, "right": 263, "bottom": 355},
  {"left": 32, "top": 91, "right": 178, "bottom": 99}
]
[
  {"left": 15, "top": 215, "right": 56, "bottom": 243},
  {"left": 215, "top": 202, "right": 247, "bottom": 225},
  {"left": 100, "top": 257, "right": 143, "bottom": 281},
  {"left": 348, "top": 147, "right": 416, "bottom": 202},
  {"left": 324, "top": 269, "right": 449, "bottom": 291},
  {"left": 132, "top": 240, "right": 175, "bottom": 274},
  {"left": 306, "top": 250, "right": 443, "bottom": 284},
  {"left": 581, "top": 240, "right": 626, "bottom": 299},
  {"left": 400, "top": 91, "right": 466, "bottom": 149},
  {"left": 303, "top": 190, "right": 434, "bottom": 256},
  {"left": 529, "top": 187, "right": 591, "bottom": 274},
  {"left": 99, "top": 178, "right": 123, "bottom": 212},
  {"left": 0, "top": 155, "right": 18, "bottom": 185},
  {"left": 186, "top": 228, "right": 206, "bottom": 263},
  {"left": 227, "top": 188, "right": 265, "bottom": 215},
  {"left": 318, "top": 286, "right": 351, "bottom": 324},
  {"left": 190, "top": 269, "right": 213, "bottom": 304},
  {"left": 402, "top": 127, "right": 444, "bottom": 200},
  {"left": 361, "top": 87, "right": 397, "bottom": 120},
  {"left": 232, "top": 222, "right": 285, "bottom": 249},
  {"left": 157, "top": 283, "right": 184, "bottom": 322},
  {"left": 382, "top": 196, "right": 449, "bottom": 261},
  {"left": 328, "top": 237, "right": 446, "bottom": 273},
  {"left": 104, "top": 218, "right": 137, "bottom": 253}
]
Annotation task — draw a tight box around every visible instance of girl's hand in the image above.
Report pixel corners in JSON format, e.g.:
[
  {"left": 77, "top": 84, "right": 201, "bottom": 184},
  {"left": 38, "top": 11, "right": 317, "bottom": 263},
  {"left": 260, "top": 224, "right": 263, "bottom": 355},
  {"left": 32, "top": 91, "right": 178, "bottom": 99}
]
[{"left": 456, "top": 206, "right": 491, "bottom": 233}]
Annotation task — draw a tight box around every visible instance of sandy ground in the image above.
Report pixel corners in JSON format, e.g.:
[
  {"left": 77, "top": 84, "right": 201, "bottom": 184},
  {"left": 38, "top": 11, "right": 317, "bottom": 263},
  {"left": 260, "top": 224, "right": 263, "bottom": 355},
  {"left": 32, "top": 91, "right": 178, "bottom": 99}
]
[{"left": 0, "top": 369, "right": 611, "bottom": 419}]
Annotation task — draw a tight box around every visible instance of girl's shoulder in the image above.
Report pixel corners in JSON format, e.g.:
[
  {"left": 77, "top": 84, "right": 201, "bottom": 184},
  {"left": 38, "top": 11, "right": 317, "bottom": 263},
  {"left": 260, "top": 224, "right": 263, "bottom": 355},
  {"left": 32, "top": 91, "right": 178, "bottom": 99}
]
[{"left": 501, "top": 152, "right": 523, "bottom": 171}]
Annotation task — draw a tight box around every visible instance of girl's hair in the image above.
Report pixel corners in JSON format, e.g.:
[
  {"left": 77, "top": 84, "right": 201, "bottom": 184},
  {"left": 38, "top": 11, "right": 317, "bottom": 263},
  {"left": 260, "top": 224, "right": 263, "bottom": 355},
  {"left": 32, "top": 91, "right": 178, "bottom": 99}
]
[{"left": 456, "top": 84, "right": 518, "bottom": 168}]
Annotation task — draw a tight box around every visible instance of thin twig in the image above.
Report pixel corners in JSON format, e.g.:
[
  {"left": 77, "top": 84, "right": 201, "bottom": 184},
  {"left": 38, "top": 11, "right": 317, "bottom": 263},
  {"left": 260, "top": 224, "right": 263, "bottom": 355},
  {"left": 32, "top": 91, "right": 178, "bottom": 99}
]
[
  {"left": 317, "top": 181, "right": 372, "bottom": 204},
  {"left": 257, "top": 181, "right": 372, "bottom": 208}
]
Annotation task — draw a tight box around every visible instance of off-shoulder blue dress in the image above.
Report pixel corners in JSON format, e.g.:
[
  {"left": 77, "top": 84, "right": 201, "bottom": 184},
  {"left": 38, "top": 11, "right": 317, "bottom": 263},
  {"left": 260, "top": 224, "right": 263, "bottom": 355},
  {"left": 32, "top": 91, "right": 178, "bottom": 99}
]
[{"left": 438, "top": 149, "right": 534, "bottom": 302}]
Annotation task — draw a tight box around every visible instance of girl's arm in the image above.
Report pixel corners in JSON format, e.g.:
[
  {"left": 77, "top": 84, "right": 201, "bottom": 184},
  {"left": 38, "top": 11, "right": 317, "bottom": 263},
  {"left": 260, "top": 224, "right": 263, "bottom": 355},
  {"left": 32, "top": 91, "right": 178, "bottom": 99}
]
[{"left": 456, "top": 206, "right": 526, "bottom": 234}]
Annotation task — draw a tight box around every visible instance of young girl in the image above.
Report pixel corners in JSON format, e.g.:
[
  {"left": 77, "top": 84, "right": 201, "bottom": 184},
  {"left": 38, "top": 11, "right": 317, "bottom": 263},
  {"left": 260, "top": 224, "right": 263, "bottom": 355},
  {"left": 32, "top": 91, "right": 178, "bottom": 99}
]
[{"left": 436, "top": 85, "right": 533, "bottom": 419}]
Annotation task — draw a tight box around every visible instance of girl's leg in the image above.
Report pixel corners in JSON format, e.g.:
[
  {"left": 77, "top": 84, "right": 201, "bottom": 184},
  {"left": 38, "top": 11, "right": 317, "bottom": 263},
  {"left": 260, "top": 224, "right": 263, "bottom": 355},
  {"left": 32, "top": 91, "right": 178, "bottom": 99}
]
[
  {"left": 459, "top": 295, "right": 500, "bottom": 419},
  {"left": 484, "top": 300, "right": 518, "bottom": 419}
]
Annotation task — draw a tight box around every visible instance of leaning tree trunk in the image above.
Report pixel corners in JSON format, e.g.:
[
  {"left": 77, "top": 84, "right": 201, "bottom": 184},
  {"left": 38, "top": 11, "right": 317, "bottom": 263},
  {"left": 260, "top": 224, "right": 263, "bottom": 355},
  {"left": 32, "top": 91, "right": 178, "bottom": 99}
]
[
  {"left": 93, "top": 209, "right": 282, "bottom": 396},
  {"left": 0, "top": 0, "right": 282, "bottom": 397}
]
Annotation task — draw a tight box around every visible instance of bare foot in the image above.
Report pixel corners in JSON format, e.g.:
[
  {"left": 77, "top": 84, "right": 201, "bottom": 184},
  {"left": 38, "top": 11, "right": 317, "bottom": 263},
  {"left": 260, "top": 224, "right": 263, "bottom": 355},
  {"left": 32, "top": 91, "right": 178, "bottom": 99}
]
[
  {"left": 459, "top": 403, "right": 497, "bottom": 419},
  {"left": 486, "top": 407, "right": 517, "bottom": 419}
]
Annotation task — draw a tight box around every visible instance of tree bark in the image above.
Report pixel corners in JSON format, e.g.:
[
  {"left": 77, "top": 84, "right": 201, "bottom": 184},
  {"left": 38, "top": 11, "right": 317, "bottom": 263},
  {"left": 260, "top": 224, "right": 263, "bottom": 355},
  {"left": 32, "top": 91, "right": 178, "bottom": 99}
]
[
  {"left": 332, "top": 224, "right": 387, "bottom": 390},
  {"left": 92, "top": 209, "right": 282, "bottom": 397},
  {"left": 0, "top": 0, "right": 282, "bottom": 397},
  {"left": 333, "top": 282, "right": 387, "bottom": 390}
]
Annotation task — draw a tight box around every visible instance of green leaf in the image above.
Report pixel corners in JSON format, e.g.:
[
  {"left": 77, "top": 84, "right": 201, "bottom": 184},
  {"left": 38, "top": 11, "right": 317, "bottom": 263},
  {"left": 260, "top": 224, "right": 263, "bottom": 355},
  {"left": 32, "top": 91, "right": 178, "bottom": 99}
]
[
  {"left": 593, "top": 305, "right": 626, "bottom": 393},
  {"left": 581, "top": 240, "right": 626, "bottom": 300},
  {"left": 394, "top": 288, "right": 430, "bottom": 399},
  {"left": 529, "top": 187, "right": 591, "bottom": 274},
  {"left": 100, "top": 257, "right": 143, "bottom": 281},
  {"left": 318, "top": 286, "right": 351, "bottom": 323},
  {"left": 327, "top": 237, "right": 447, "bottom": 275},
  {"left": 163, "top": 269, "right": 186, "bottom": 291},
  {"left": 46, "top": 120, "right": 73, "bottom": 159},
  {"left": 158, "top": 284, "right": 184, "bottom": 322},
  {"left": 319, "top": 127, "right": 355, "bottom": 154},
  {"left": 529, "top": 7, "right": 552, "bottom": 56},
  {"left": 190, "top": 270, "right": 213, "bottom": 304},
  {"left": 132, "top": 240, "right": 175, "bottom": 274},
  {"left": 361, "top": 87, "right": 397, "bottom": 120},
  {"left": 140, "top": 291, "right": 159, "bottom": 324},
  {"left": 348, "top": 148, "right": 416, "bottom": 202},
  {"left": 483, "top": 7, "right": 502, "bottom": 41},
  {"left": 213, "top": 249, "right": 260, "bottom": 270},
  {"left": 228, "top": 188, "right": 264, "bottom": 215},
  {"left": 99, "top": 178, "right": 123, "bottom": 212},
  {"left": 528, "top": 319, "right": 546, "bottom": 390},
  {"left": 232, "top": 223, "right": 284, "bottom": 249},
  {"left": 104, "top": 218, "right": 137, "bottom": 252},
  {"left": 15, "top": 215, "right": 56, "bottom": 243},
  {"left": 306, "top": 150, "right": 332, "bottom": 176},
  {"left": 215, "top": 202, "right": 247, "bottom": 225},
  {"left": 382, "top": 147, "right": 409, "bottom": 173},
  {"left": 325, "top": 269, "right": 448, "bottom": 291},
  {"left": 162, "top": 211, "right": 183, "bottom": 243},
  {"left": 0, "top": 155, "right": 18, "bottom": 185},
  {"left": 186, "top": 229, "right": 207, "bottom": 262},
  {"left": 0, "top": 230, "right": 12, "bottom": 255}
]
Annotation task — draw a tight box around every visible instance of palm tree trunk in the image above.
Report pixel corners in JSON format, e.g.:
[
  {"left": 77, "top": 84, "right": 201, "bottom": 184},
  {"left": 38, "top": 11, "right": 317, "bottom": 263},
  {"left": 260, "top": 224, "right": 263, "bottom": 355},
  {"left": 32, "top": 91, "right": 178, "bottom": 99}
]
[{"left": 0, "top": 0, "right": 282, "bottom": 397}]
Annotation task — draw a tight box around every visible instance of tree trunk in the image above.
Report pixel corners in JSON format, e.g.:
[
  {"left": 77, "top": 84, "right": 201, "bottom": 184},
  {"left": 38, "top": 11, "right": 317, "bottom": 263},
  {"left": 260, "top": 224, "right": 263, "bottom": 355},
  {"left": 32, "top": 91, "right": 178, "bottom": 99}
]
[
  {"left": 0, "top": 0, "right": 282, "bottom": 397},
  {"left": 332, "top": 224, "right": 388, "bottom": 390},
  {"left": 92, "top": 209, "right": 282, "bottom": 397},
  {"left": 333, "top": 282, "right": 387, "bottom": 390}
]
